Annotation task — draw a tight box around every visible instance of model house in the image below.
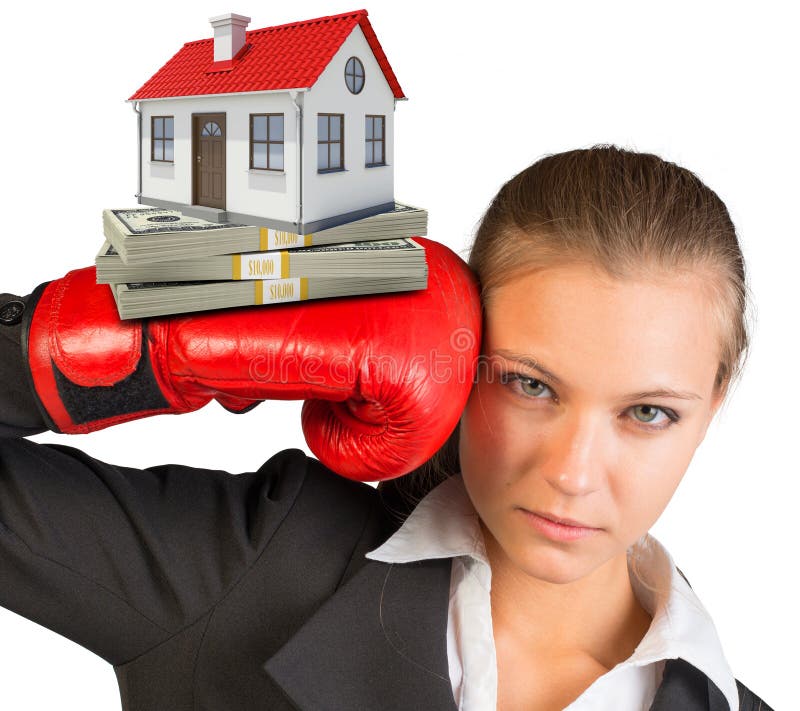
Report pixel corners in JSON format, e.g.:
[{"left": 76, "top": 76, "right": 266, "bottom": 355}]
[{"left": 127, "top": 10, "right": 405, "bottom": 233}]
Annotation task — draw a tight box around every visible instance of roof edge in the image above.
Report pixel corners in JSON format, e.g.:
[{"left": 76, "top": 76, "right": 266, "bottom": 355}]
[
  {"left": 354, "top": 12, "right": 405, "bottom": 99},
  {"left": 126, "top": 87, "right": 310, "bottom": 103}
]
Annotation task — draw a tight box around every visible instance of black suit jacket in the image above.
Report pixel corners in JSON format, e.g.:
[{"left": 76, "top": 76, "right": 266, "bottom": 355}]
[
  {"left": 0, "top": 439, "right": 772, "bottom": 711},
  {"left": 0, "top": 292, "right": 774, "bottom": 710}
]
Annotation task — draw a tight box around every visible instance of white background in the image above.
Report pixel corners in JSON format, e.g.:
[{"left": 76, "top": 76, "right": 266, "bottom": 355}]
[{"left": 0, "top": 1, "right": 795, "bottom": 708}]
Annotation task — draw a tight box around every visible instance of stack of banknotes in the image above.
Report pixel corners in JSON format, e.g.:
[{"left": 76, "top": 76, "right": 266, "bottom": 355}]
[{"left": 95, "top": 203, "right": 429, "bottom": 319}]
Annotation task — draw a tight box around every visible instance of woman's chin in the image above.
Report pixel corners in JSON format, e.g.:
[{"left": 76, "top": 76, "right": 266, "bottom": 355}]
[
  {"left": 513, "top": 554, "right": 591, "bottom": 585},
  {"left": 492, "top": 531, "right": 617, "bottom": 586}
]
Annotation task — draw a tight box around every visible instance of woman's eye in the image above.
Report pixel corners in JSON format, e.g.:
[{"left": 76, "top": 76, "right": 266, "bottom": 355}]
[
  {"left": 499, "top": 372, "right": 553, "bottom": 399},
  {"left": 629, "top": 404, "right": 678, "bottom": 429}
]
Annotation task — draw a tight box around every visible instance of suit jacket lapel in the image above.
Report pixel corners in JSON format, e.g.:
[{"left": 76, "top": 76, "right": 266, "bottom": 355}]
[
  {"left": 649, "top": 656, "right": 729, "bottom": 711},
  {"left": 262, "top": 556, "right": 458, "bottom": 710}
]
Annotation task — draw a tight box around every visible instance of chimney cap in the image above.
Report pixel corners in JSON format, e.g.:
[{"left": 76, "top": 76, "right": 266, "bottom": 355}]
[{"left": 209, "top": 12, "right": 251, "bottom": 26}]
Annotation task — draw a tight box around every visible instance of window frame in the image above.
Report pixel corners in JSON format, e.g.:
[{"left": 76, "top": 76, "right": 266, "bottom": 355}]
[
  {"left": 317, "top": 113, "right": 345, "bottom": 173},
  {"left": 151, "top": 116, "right": 174, "bottom": 163},
  {"left": 365, "top": 115, "right": 386, "bottom": 168},
  {"left": 249, "top": 113, "right": 285, "bottom": 172}
]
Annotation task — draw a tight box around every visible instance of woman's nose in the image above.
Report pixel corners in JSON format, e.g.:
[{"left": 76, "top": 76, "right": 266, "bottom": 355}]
[{"left": 539, "top": 412, "right": 606, "bottom": 497}]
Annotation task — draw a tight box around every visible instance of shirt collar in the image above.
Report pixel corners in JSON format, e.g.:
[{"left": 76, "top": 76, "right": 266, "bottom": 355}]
[
  {"left": 366, "top": 473, "right": 740, "bottom": 711},
  {"left": 369, "top": 472, "right": 487, "bottom": 563}
]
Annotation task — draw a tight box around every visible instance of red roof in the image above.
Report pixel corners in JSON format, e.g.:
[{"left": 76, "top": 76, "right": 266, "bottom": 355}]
[{"left": 128, "top": 9, "right": 405, "bottom": 101}]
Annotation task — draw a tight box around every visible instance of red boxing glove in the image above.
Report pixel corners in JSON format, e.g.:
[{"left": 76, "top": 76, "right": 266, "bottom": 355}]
[{"left": 22, "top": 237, "right": 481, "bottom": 481}]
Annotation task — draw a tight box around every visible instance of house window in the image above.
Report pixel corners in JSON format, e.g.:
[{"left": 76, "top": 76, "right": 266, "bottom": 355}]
[
  {"left": 151, "top": 116, "right": 174, "bottom": 162},
  {"left": 318, "top": 114, "right": 344, "bottom": 172},
  {"left": 365, "top": 115, "right": 385, "bottom": 167},
  {"left": 344, "top": 57, "right": 365, "bottom": 94},
  {"left": 250, "top": 114, "right": 284, "bottom": 171}
]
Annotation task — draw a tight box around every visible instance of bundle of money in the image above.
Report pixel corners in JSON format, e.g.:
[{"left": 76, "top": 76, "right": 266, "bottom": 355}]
[
  {"left": 103, "top": 203, "right": 428, "bottom": 263},
  {"left": 96, "top": 204, "right": 430, "bottom": 319}
]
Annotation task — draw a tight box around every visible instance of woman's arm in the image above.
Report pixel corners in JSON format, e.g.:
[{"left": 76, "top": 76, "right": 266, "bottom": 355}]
[
  {"left": 2, "top": 286, "right": 311, "bottom": 665},
  {"left": 0, "top": 433, "right": 309, "bottom": 666},
  {"left": 0, "top": 247, "right": 478, "bottom": 675},
  {"left": 0, "top": 282, "right": 380, "bottom": 673}
]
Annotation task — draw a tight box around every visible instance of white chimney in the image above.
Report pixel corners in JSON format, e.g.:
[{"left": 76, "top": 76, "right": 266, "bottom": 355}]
[{"left": 209, "top": 12, "right": 251, "bottom": 62}]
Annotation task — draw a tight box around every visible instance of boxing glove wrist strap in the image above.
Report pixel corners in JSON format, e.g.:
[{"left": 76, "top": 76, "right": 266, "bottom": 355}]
[{"left": 22, "top": 268, "right": 190, "bottom": 434}]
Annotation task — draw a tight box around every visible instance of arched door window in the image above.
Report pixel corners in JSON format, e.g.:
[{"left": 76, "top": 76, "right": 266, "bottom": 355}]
[{"left": 201, "top": 122, "right": 222, "bottom": 136}]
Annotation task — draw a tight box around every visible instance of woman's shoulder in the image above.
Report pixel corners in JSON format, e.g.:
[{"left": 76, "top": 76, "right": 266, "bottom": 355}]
[
  {"left": 265, "top": 447, "right": 381, "bottom": 508},
  {"left": 263, "top": 448, "right": 400, "bottom": 545}
]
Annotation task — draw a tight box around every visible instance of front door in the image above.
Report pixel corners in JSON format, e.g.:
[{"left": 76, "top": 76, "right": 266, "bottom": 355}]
[{"left": 192, "top": 113, "right": 226, "bottom": 209}]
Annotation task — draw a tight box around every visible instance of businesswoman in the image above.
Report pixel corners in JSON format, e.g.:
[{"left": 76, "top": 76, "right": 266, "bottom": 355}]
[{"left": 0, "top": 145, "right": 772, "bottom": 710}]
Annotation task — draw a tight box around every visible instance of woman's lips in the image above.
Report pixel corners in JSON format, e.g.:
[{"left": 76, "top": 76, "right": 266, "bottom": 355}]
[
  {"left": 529, "top": 509, "right": 596, "bottom": 528},
  {"left": 519, "top": 508, "right": 602, "bottom": 542}
]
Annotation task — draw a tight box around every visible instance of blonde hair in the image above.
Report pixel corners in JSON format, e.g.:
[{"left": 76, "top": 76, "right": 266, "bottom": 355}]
[{"left": 378, "top": 145, "right": 754, "bottom": 525}]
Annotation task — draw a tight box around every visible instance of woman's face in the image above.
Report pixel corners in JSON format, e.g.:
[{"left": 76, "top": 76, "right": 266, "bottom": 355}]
[{"left": 459, "top": 262, "right": 727, "bottom": 584}]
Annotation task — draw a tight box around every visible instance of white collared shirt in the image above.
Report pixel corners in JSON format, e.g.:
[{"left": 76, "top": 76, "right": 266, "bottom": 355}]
[{"left": 366, "top": 473, "right": 739, "bottom": 711}]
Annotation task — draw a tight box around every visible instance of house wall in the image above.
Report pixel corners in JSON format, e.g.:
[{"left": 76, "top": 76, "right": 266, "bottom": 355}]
[
  {"left": 138, "top": 92, "right": 299, "bottom": 225},
  {"left": 302, "top": 24, "right": 396, "bottom": 224}
]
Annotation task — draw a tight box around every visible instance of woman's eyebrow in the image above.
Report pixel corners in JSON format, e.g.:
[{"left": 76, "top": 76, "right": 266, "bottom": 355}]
[
  {"left": 490, "top": 349, "right": 564, "bottom": 385},
  {"left": 489, "top": 348, "right": 703, "bottom": 401}
]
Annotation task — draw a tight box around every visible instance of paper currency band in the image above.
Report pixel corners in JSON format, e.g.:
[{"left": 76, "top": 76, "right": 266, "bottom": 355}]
[
  {"left": 22, "top": 267, "right": 173, "bottom": 434},
  {"left": 258, "top": 227, "right": 314, "bottom": 251},
  {"left": 231, "top": 251, "right": 290, "bottom": 280},
  {"left": 254, "top": 278, "right": 308, "bottom": 305}
]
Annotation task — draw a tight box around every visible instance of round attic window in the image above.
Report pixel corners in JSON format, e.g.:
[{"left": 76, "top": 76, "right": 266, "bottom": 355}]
[{"left": 345, "top": 57, "right": 365, "bottom": 94}]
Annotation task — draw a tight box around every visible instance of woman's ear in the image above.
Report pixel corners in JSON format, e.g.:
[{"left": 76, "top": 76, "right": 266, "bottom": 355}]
[
  {"left": 710, "top": 377, "right": 730, "bottom": 419},
  {"left": 697, "top": 380, "right": 729, "bottom": 444}
]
